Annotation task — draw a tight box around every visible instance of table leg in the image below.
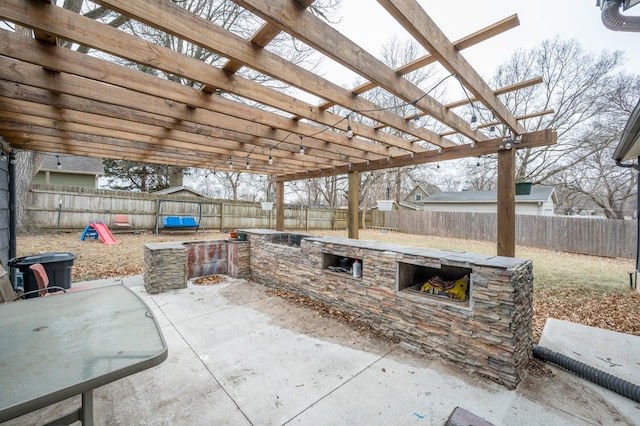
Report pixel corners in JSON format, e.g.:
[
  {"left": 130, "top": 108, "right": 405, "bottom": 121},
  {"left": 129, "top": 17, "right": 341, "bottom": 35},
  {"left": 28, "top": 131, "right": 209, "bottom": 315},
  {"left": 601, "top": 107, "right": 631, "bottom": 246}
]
[{"left": 81, "top": 389, "right": 94, "bottom": 426}]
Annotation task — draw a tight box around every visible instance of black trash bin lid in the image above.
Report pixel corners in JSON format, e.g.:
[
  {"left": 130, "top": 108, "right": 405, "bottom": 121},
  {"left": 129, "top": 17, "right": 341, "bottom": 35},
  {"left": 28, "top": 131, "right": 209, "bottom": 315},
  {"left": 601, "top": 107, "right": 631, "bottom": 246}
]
[{"left": 8, "top": 252, "right": 77, "bottom": 267}]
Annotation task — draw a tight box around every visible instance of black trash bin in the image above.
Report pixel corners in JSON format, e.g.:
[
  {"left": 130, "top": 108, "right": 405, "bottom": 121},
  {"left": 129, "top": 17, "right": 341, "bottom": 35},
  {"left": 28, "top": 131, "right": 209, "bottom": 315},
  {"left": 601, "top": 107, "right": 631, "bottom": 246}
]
[{"left": 8, "top": 252, "right": 76, "bottom": 298}]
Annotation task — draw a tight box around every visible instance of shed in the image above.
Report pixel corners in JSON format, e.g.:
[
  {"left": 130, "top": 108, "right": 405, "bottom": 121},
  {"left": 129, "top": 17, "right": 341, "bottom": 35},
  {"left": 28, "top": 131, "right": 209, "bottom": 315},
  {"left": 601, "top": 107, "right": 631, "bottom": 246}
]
[
  {"left": 413, "top": 186, "right": 556, "bottom": 216},
  {"left": 154, "top": 186, "right": 208, "bottom": 198}
]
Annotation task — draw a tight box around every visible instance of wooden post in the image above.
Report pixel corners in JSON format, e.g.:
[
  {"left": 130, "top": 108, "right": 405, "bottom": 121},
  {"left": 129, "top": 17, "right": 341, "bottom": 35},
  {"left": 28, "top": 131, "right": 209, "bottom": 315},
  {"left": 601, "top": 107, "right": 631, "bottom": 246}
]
[
  {"left": 348, "top": 171, "right": 359, "bottom": 239},
  {"left": 497, "top": 148, "right": 516, "bottom": 257},
  {"left": 276, "top": 180, "right": 284, "bottom": 231},
  {"left": 220, "top": 202, "right": 225, "bottom": 231},
  {"left": 305, "top": 207, "right": 309, "bottom": 231}
]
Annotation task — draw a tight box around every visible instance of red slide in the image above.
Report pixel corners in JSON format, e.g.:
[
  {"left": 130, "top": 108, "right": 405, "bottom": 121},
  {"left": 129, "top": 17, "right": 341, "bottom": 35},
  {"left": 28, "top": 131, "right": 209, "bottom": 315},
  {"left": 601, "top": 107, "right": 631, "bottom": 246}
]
[{"left": 90, "top": 221, "right": 120, "bottom": 245}]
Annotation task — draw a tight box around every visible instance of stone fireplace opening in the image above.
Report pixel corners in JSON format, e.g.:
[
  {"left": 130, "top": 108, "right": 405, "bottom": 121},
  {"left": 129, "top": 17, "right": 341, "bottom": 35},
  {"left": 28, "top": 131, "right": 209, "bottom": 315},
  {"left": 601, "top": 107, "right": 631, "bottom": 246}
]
[{"left": 397, "top": 262, "right": 472, "bottom": 304}]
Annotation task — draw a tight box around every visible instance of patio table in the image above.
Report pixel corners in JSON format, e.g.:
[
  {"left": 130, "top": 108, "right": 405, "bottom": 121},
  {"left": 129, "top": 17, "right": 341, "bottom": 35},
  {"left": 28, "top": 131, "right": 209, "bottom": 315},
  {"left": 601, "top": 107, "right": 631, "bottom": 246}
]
[{"left": 0, "top": 284, "right": 167, "bottom": 425}]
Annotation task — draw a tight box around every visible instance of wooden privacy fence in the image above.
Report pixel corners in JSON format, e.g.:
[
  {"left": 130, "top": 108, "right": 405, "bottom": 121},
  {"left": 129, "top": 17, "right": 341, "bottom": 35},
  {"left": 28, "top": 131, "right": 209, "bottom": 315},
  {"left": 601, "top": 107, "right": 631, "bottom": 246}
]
[
  {"left": 27, "top": 185, "right": 352, "bottom": 232},
  {"left": 385, "top": 210, "right": 636, "bottom": 259},
  {"left": 26, "top": 185, "right": 633, "bottom": 259}
]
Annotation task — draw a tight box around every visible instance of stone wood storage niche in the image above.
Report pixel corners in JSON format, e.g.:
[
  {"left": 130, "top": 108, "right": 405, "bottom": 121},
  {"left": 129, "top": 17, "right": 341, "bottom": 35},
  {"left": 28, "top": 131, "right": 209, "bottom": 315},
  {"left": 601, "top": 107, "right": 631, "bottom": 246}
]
[
  {"left": 322, "top": 252, "right": 363, "bottom": 276},
  {"left": 397, "top": 262, "right": 472, "bottom": 306}
]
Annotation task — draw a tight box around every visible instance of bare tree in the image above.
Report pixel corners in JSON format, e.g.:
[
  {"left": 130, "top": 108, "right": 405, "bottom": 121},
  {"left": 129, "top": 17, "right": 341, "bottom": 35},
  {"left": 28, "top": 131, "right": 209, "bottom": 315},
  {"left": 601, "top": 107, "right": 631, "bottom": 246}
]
[
  {"left": 490, "top": 38, "right": 626, "bottom": 183},
  {"left": 461, "top": 37, "right": 639, "bottom": 219}
]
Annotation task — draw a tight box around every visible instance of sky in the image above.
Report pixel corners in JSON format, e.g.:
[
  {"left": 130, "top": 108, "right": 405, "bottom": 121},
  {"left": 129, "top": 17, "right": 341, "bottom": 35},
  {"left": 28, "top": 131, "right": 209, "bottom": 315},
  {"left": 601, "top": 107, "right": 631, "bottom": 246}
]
[{"left": 323, "top": 0, "right": 639, "bottom": 85}]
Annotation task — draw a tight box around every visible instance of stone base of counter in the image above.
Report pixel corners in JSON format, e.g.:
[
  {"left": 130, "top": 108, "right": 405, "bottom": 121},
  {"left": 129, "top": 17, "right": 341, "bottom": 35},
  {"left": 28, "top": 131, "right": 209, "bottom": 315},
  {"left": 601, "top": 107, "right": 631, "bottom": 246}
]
[
  {"left": 143, "top": 229, "right": 534, "bottom": 389},
  {"left": 246, "top": 230, "right": 533, "bottom": 389}
]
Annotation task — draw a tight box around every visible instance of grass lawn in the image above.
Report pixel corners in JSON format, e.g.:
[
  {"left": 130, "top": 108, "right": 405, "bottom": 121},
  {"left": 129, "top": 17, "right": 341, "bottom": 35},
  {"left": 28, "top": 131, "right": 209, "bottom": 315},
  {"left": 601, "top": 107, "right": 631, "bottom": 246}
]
[{"left": 16, "top": 228, "right": 640, "bottom": 342}]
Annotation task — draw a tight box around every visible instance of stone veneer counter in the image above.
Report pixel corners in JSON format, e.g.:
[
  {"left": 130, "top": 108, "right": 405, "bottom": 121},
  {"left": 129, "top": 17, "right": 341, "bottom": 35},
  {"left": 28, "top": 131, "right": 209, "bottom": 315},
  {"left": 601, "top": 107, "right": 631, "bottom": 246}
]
[{"left": 247, "top": 230, "right": 533, "bottom": 389}]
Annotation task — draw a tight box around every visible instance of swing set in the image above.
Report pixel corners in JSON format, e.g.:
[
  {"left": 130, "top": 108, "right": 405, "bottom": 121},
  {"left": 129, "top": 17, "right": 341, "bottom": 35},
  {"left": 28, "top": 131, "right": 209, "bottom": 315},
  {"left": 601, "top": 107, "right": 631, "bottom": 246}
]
[{"left": 155, "top": 199, "right": 204, "bottom": 235}]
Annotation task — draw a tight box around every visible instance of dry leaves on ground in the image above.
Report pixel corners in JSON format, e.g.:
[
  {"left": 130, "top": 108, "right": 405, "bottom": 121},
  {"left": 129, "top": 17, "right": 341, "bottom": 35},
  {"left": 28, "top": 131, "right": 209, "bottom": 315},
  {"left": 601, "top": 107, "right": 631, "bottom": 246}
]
[
  {"left": 193, "top": 275, "right": 226, "bottom": 285},
  {"left": 533, "top": 288, "right": 640, "bottom": 342}
]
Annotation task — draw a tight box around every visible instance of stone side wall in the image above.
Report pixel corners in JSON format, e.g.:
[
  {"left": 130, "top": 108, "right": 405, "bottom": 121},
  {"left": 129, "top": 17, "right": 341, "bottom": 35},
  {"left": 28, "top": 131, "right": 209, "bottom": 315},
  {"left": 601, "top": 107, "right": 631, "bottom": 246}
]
[
  {"left": 248, "top": 231, "right": 533, "bottom": 389},
  {"left": 144, "top": 239, "right": 250, "bottom": 290},
  {"left": 144, "top": 242, "right": 187, "bottom": 294},
  {"left": 228, "top": 240, "right": 251, "bottom": 279}
]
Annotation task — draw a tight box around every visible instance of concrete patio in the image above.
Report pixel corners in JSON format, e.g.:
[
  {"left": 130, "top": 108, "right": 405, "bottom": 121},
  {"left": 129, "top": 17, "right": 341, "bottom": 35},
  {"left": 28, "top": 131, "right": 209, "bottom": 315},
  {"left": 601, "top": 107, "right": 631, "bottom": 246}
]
[{"left": 4, "top": 275, "right": 639, "bottom": 426}]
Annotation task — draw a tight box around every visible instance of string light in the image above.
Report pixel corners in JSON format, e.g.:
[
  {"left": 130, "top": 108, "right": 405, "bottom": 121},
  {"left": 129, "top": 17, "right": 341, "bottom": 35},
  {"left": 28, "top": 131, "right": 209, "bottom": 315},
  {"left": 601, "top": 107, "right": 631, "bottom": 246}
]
[
  {"left": 476, "top": 156, "right": 480, "bottom": 167},
  {"left": 245, "top": 157, "right": 250, "bottom": 170},
  {"left": 209, "top": 74, "right": 463, "bottom": 172},
  {"left": 56, "top": 155, "right": 62, "bottom": 170},
  {"left": 346, "top": 115, "right": 353, "bottom": 139},
  {"left": 470, "top": 113, "right": 478, "bottom": 131},
  {"left": 9, "top": 153, "right": 17, "bottom": 165},
  {"left": 0, "top": 151, "right": 6, "bottom": 161}
]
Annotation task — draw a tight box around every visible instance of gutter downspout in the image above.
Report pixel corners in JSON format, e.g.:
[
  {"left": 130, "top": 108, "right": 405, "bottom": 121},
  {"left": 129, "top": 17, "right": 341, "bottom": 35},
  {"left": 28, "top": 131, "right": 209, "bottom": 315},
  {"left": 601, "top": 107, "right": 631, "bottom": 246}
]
[
  {"left": 616, "top": 158, "right": 639, "bottom": 289},
  {"left": 600, "top": 0, "right": 640, "bottom": 32}
]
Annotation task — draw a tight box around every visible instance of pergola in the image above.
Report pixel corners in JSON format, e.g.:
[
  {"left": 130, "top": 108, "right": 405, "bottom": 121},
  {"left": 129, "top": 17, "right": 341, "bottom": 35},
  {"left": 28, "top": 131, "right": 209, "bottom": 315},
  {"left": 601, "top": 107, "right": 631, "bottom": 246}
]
[{"left": 0, "top": 0, "right": 556, "bottom": 256}]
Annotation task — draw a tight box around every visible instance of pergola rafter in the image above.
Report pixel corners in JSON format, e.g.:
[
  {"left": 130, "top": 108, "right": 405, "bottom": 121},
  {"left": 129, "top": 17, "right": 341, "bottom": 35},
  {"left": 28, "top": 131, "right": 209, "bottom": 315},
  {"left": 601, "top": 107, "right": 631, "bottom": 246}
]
[{"left": 0, "top": 0, "right": 557, "bottom": 255}]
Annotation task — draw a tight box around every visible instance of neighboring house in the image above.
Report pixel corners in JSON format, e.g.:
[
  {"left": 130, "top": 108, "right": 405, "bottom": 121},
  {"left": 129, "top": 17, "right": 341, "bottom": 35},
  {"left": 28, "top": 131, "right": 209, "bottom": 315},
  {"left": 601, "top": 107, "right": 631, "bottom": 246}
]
[
  {"left": 407, "top": 186, "right": 557, "bottom": 216},
  {"left": 405, "top": 183, "right": 440, "bottom": 203},
  {"left": 154, "top": 186, "right": 207, "bottom": 198},
  {"left": 32, "top": 154, "right": 104, "bottom": 188}
]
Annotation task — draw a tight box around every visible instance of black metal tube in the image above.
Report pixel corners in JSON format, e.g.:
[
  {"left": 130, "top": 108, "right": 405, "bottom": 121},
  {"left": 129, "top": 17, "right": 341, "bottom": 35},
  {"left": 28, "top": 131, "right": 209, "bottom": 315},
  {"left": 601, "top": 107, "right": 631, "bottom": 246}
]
[
  {"left": 636, "top": 156, "right": 640, "bottom": 286},
  {"left": 8, "top": 152, "right": 16, "bottom": 285},
  {"left": 533, "top": 345, "right": 640, "bottom": 403}
]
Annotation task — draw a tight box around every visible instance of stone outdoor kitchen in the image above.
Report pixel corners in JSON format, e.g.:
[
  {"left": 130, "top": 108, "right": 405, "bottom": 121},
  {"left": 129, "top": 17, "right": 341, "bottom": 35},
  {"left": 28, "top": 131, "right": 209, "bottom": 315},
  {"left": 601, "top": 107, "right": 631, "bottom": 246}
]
[{"left": 144, "top": 229, "right": 533, "bottom": 389}]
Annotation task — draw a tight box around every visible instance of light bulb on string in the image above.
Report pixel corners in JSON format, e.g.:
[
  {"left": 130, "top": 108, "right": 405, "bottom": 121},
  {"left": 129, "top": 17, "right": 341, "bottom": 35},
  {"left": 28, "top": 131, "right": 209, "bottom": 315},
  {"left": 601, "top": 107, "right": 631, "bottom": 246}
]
[
  {"left": 56, "top": 155, "right": 62, "bottom": 169},
  {"left": 470, "top": 114, "right": 478, "bottom": 131},
  {"left": 229, "top": 158, "right": 233, "bottom": 169},
  {"left": 268, "top": 153, "right": 273, "bottom": 165},
  {"left": 346, "top": 115, "right": 353, "bottom": 139},
  {"left": 299, "top": 135, "right": 305, "bottom": 155},
  {"left": 246, "top": 158, "right": 250, "bottom": 170}
]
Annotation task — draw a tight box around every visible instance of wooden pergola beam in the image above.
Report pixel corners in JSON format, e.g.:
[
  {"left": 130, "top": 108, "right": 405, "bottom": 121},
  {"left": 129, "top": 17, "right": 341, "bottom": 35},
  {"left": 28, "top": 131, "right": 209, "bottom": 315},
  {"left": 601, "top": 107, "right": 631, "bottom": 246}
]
[
  {"left": 233, "top": 0, "right": 483, "bottom": 144},
  {"left": 278, "top": 129, "right": 557, "bottom": 182},
  {"left": 317, "top": 14, "right": 520, "bottom": 112},
  {"left": 378, "top": 0, "right": 526, "bottom": 136},
  {"left": 90, "top": 0, "right": 453, "bottom": 147},
  {"left": 0, "top": 3, "right": 424, "bottom": 155}
]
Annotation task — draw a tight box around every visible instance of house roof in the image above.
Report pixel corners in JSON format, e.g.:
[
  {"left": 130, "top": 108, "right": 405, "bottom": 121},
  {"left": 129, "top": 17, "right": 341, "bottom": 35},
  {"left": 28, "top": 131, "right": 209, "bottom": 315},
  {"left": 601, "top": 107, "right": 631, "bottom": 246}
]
[
  {"left": 419, "top": 186, "right": 555, "bottom": 204},
  {"left": 154, "top": 186, "right": 207, "bottom": 198},
  {"left": 613, "top": 98, "right": 640, "bottom": 162},
  {"left": 40, "top": 153, "right": 104, "bottom": 175}
]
